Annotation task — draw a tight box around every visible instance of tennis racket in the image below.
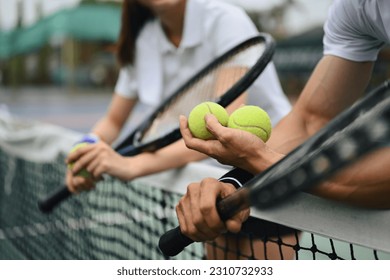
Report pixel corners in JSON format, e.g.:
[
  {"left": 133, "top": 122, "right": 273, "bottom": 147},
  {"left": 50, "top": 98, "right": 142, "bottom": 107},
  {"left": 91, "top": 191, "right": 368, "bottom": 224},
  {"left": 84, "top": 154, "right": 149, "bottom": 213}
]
[
  {"left": 159, "top": 80, "right": 390, "bottom": 257},
  {"left": 38, "top": 33, "right": 276, "bottom": 213}
]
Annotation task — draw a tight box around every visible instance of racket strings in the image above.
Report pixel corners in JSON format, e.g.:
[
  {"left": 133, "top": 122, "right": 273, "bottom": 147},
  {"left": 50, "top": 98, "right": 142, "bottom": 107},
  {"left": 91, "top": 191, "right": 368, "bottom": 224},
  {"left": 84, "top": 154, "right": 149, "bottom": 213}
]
[{"left": 139, "top": 42, "right": 265, "bottom": 144}]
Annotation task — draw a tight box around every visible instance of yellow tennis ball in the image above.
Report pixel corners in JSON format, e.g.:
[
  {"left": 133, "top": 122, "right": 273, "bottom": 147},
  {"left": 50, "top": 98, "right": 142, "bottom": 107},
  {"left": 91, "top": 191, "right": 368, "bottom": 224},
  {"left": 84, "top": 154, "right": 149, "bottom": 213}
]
[
  {"left": 188, "top": 102, "right": 229, "bottom": 139},
  {"left": 228, "top": 105, "right": 272, "bottom": 142},
  {"left": 67, "top": 142, "right": 91, "bottom": 178}
]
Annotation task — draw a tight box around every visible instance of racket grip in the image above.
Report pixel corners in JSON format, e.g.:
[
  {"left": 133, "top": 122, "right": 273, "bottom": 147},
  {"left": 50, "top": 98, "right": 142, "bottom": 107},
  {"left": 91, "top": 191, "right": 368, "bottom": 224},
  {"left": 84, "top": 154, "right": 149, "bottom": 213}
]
[
  {"left": 38, "top": 186, "right": 71, "bottom": 213},
  {"left": 158, "top": 226, "right": 194, "bottom": 257}
]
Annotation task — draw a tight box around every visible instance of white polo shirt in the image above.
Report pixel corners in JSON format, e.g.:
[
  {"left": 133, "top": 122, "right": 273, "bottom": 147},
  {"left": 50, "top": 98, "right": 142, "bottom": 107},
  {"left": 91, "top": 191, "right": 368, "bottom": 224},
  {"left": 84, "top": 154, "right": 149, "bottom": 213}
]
[
  {"left": 115, "top": 0, "right": 291, "bottom": 125},
  {"left": 324, "top": 0, "right": 390, "bottom": 62}
]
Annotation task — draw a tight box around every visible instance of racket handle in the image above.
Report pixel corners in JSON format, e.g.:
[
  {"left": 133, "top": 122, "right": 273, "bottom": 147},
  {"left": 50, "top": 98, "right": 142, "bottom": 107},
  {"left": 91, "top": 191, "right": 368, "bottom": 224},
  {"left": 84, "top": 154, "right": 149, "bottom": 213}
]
[
  {"left": 159, "top": 189, "right": 249, "bottom": 257},
  {"left": 38, "top": 186, "right": 71, "bottom": 213},
  {"left": 158, "top": 226, "right": 193, "bottom": 257}
]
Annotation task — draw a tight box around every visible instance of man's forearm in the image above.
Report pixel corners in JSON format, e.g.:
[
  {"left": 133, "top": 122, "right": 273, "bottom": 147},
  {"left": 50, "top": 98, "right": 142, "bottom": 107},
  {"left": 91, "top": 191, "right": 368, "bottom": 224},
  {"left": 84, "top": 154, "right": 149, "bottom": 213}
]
[{"left": 310, "top": 147, "right": 390, "bottom": 209}]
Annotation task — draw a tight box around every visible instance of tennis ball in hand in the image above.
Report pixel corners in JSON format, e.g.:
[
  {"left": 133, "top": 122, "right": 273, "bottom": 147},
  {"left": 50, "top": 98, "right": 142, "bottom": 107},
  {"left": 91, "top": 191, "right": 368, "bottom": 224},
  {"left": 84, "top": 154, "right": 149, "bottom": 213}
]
[
  {"left": 228, "top": 105, "right": 272, "bottom": 142},
  {"left": 67, "top": 142, "right": 91, "bottom": 178},
  {"left": 188, "top": 102, "right": 229, "bottom": 139}
]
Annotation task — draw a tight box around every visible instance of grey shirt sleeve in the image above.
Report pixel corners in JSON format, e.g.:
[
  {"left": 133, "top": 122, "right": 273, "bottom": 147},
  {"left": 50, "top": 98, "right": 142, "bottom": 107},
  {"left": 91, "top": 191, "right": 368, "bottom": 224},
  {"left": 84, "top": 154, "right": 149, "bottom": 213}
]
[{"left": 323, "top": 0, "right": 386, "bottom": 62}]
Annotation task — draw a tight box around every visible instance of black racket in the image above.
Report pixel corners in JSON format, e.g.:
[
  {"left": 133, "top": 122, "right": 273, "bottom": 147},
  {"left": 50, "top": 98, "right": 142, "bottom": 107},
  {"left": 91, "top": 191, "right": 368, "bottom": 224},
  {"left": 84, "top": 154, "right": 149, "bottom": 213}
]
[
  {"left": 38, "top": 33, "right": 276, "bottom": 213},
  {"left": 159, "top": 80, "right": 390, "bottom": 257}
]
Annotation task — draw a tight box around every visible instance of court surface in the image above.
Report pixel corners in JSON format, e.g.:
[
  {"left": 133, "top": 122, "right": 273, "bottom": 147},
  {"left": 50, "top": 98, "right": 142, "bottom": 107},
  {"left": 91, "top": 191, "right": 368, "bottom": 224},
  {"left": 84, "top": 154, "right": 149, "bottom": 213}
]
[
  {"left": 1, "top": 87, "right": 112, "bottom": 132},
  {"left": 0, "top": 86, "right": 153, "bottom": 136}
]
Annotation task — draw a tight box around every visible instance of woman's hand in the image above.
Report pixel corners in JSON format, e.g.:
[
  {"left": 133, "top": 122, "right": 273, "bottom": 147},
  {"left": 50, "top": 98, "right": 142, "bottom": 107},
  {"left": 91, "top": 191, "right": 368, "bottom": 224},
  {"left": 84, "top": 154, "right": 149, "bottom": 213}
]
[{"left": 66, "top": 141, "right": 138, "bottom": 192}]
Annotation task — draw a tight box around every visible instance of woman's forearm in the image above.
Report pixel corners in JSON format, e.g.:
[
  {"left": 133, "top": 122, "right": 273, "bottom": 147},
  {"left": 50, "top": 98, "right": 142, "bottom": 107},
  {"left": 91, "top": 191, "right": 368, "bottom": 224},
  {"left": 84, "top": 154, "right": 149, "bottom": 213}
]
[{"left": 129, "top": 139, "right": 208, "bottom": 178}]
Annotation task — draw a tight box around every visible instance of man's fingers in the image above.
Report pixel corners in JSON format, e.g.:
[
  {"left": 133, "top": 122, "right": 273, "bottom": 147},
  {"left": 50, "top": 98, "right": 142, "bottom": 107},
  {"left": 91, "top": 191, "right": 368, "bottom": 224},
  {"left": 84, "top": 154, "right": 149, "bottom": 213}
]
[
  {"left": 175, "top": 179, "right": 241, "bottom": 242},
  {"left": 180, "top": 115, "right": 216, "bottom": 153},
  {"left": 204, "top": 114, "right": 226, "bottom": 138},
  {"left": 225, "top": 208, "right": 250, "bottom": 233},
  {"left": 179, "top": 115, "right": 192, "bottom": 139},
  {"left": 176, "top": 186, "right": 211, "bottom": 241},
  {"left": 198, "top": 178, "right": 227, "bottom": 233},
  {"left": 188, "top": 183, "right": 221, "bottom": 240}
]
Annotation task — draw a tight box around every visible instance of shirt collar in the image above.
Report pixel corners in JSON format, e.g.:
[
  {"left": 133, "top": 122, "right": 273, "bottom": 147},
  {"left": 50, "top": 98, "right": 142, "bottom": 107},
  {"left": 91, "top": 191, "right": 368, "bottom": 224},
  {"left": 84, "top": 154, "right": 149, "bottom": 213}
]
[{"left": 158, "top": 0, "right": 203, "bottom": 53}]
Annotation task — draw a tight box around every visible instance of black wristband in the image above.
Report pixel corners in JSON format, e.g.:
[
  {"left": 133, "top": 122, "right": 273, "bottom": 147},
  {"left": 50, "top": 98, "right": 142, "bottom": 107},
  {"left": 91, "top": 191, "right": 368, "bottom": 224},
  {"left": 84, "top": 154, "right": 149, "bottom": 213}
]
[{"left": 218, "top": 167, "right": 254, "bottom": 189}]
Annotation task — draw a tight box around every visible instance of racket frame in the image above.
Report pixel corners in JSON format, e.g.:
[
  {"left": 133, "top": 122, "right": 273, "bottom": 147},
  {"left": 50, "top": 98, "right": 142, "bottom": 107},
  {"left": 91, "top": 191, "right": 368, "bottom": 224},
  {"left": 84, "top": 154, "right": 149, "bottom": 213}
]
[
  {"left": 158, "top": 80, "right": 390, "bottom": 257},
  {"left": 38, "top": 33, "right": 276, "bottom": 213},
  {"left": 115, "top": 34, "right": 275, "bottom": 155}
]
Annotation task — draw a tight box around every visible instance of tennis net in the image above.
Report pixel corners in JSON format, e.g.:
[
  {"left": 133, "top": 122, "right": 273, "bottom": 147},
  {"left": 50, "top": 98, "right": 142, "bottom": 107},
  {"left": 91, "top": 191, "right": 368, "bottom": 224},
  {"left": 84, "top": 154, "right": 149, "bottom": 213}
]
[{"left": 0, "top": 114, "right": 389, "bottom": 260}]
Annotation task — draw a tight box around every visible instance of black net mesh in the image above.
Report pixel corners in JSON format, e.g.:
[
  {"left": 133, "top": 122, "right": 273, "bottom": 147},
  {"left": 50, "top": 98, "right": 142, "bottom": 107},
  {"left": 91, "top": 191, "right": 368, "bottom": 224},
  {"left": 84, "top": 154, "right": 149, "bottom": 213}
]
[{"left": 0, "top": 148, "right": 389, "bottom": 260}]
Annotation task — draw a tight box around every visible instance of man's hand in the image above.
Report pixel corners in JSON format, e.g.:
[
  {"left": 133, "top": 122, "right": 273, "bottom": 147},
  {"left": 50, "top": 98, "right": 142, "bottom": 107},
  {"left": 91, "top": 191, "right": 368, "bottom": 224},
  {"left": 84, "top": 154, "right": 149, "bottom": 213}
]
[
  {"left": 176, "top": 178, "right": 250, "bottom": 241},
  {"left": 180, "top": 114, "right": 283, "bottom": 174}
]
